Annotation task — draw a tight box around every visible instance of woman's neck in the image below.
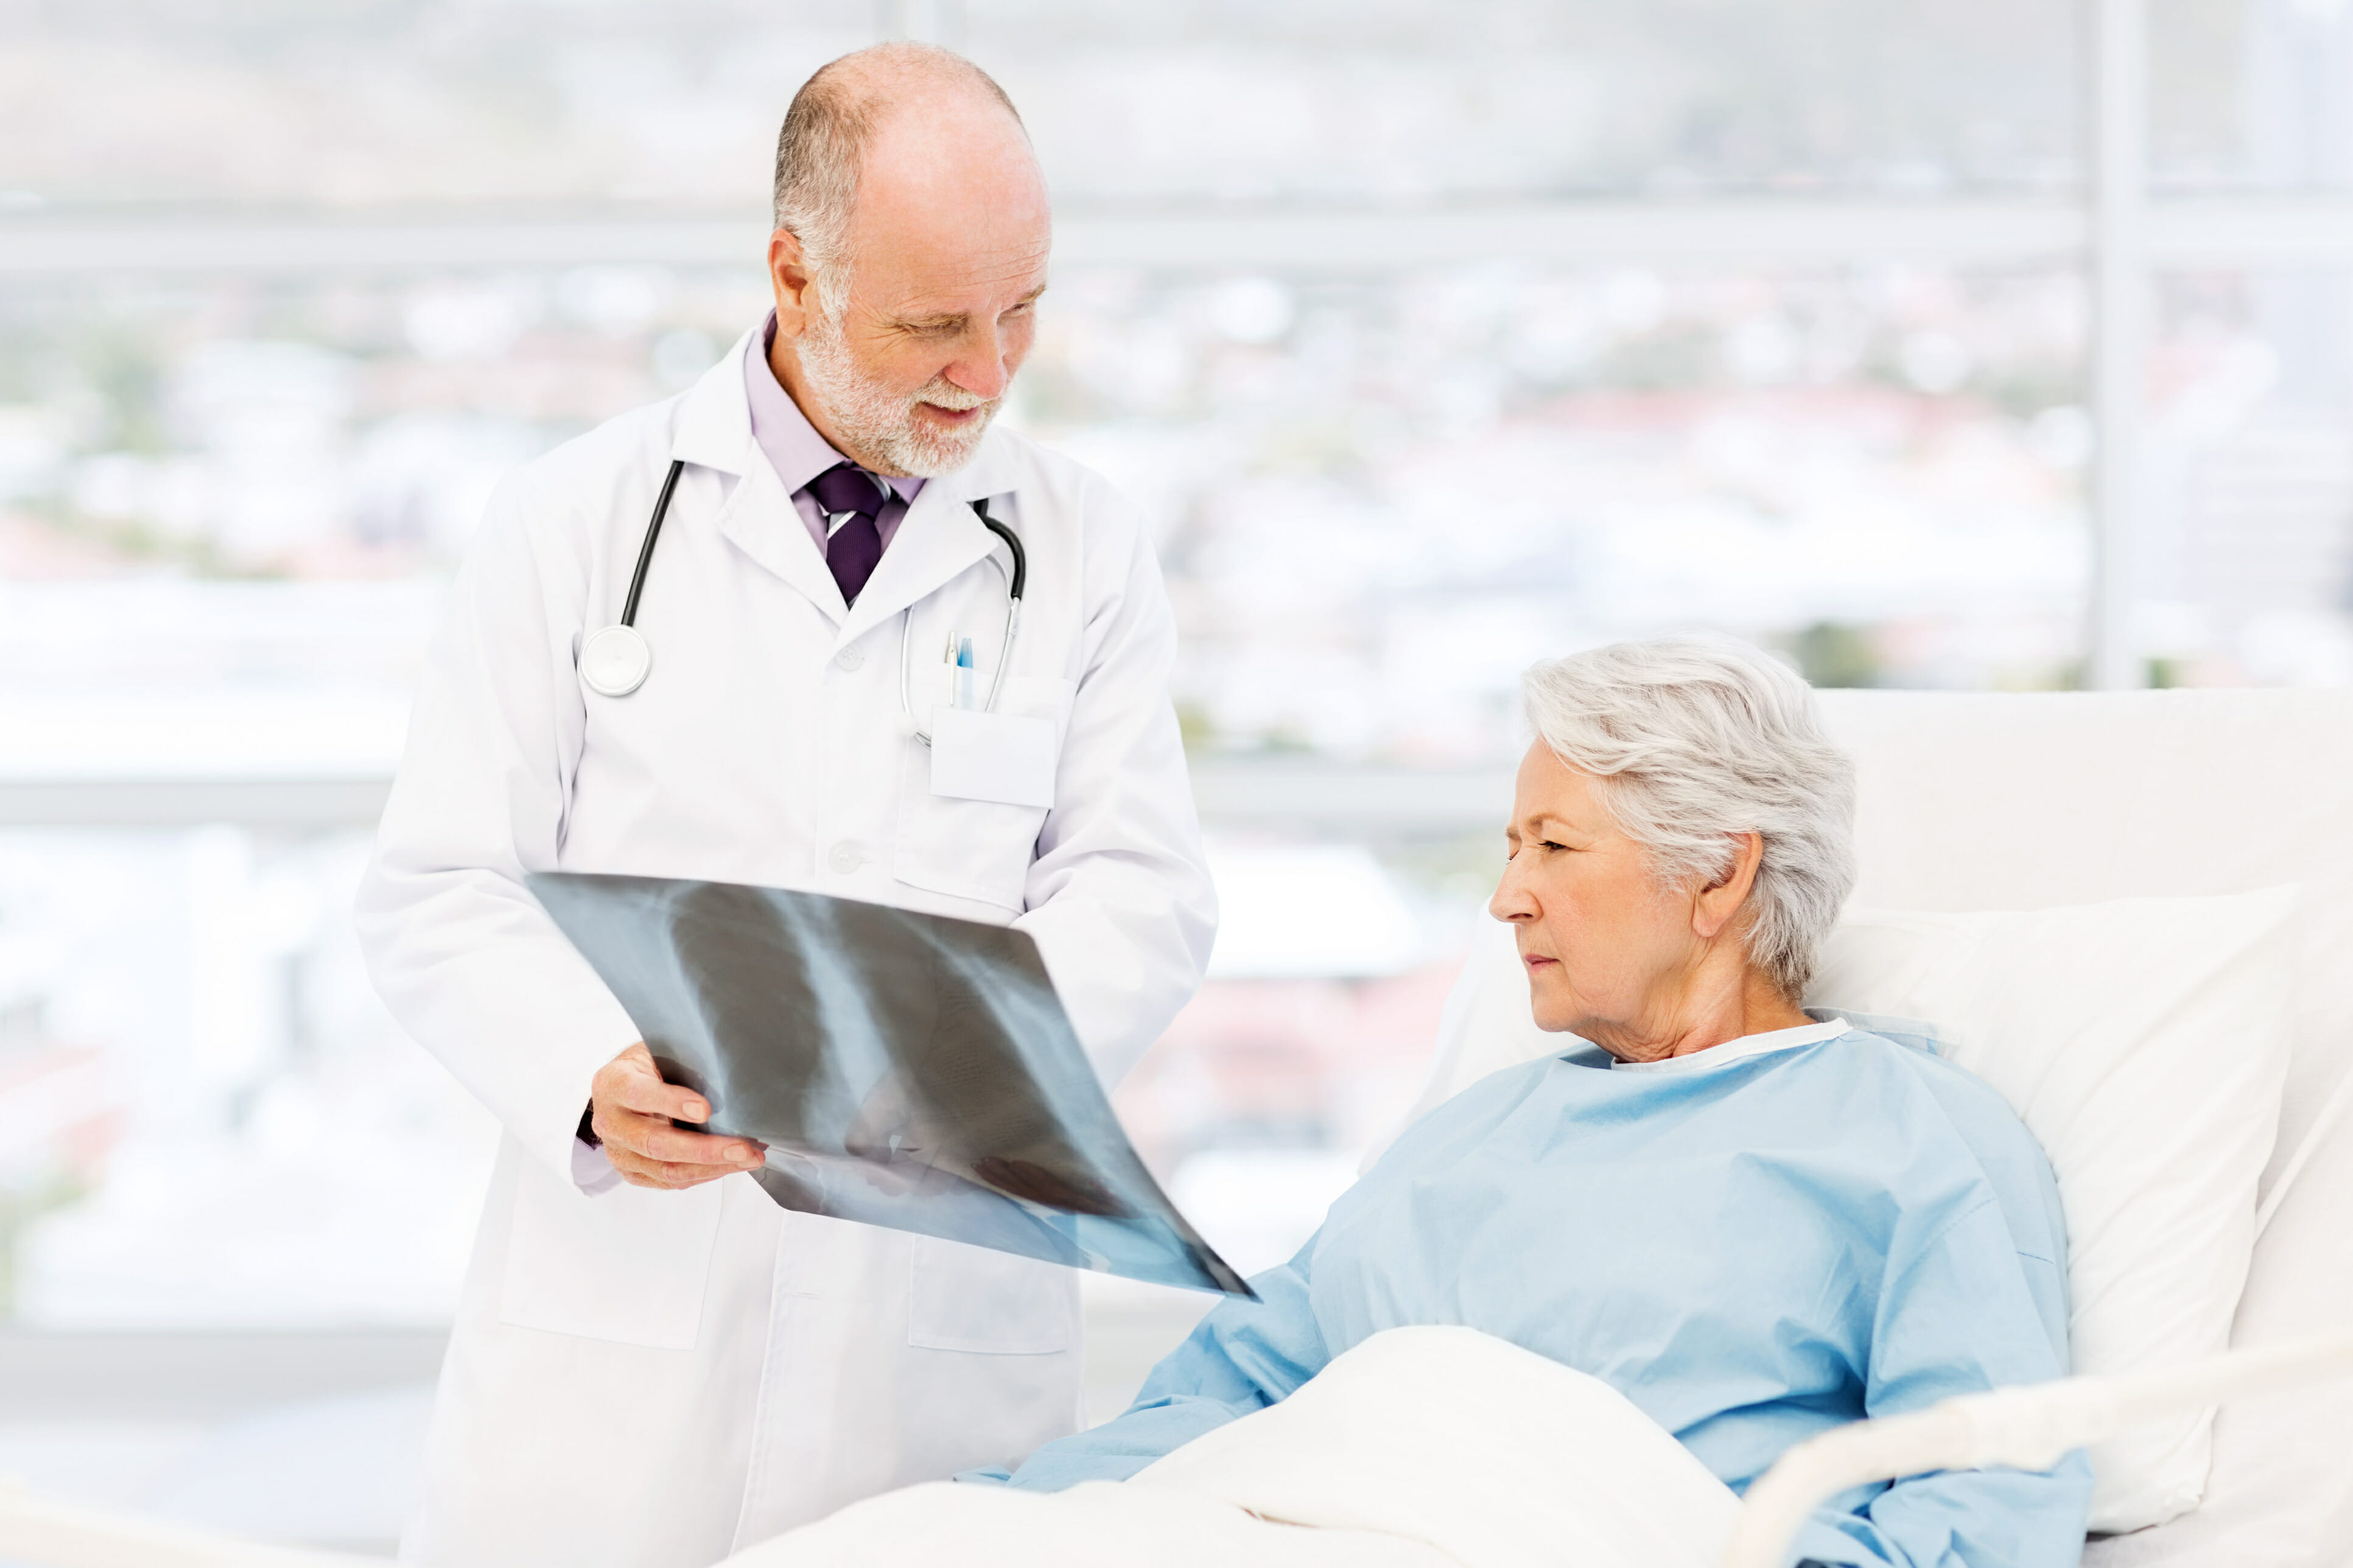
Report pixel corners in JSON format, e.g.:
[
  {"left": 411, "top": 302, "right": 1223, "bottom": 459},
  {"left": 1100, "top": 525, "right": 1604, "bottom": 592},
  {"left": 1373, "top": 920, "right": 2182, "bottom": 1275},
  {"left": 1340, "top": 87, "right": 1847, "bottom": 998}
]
[{"left": 1585, "top": 968, "right": 1812, "bottom": 1065}]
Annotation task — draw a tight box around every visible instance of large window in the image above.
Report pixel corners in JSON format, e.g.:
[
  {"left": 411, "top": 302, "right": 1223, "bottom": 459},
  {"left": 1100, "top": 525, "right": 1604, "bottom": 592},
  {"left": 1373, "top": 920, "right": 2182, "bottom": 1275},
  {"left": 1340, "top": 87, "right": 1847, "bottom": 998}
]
[{"left": 2, "top": 1, "right": 2349, "bottom": 1550}]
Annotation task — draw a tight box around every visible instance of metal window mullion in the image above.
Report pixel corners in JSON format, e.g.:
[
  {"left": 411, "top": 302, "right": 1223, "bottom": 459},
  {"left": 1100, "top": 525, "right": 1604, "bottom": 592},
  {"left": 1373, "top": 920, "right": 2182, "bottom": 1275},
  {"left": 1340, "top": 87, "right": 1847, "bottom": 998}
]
[
  {"left": 19, "top": 201, "right": 2353, "bottom": 276},
  {"left": 2089, "top": 0, "right": 2150, "bottom": 690}
]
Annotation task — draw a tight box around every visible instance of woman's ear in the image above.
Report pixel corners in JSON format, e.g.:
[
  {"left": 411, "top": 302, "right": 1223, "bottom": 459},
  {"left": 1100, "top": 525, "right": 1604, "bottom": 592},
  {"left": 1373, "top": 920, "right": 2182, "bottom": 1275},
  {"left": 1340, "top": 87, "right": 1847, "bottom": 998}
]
[{"left": 1691, "top": 831, "right": 1765, "bottom": 940}]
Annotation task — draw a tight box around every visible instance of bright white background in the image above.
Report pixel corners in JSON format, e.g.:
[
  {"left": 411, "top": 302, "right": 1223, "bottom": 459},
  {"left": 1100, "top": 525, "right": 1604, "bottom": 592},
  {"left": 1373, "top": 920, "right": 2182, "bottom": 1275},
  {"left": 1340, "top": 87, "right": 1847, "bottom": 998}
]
[{"left": 1, "top": 0, "right": 2349, "bottom": 1553}]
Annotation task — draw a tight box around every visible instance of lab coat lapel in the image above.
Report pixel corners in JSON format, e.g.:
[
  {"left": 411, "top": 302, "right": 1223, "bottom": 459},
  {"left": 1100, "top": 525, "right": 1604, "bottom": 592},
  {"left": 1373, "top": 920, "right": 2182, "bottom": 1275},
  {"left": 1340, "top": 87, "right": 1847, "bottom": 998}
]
[
  {"left": 834, "top": 435, "right": 1017, "bottom": 651},
  {"left": 669, "top": 329, "right": 851, "bottom": 625},
  {"left": 668, "top": 331, "right": 757, "bottom": 477},
  {"left": 717, "top": 449, "right": 850, "bottom": 625}
]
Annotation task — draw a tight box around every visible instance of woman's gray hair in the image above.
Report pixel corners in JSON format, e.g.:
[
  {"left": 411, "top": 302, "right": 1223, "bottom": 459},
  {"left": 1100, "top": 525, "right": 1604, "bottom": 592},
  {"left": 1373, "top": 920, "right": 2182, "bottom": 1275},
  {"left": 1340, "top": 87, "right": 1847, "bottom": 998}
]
[
  {"left": 771, "top": 43, "right": 1024, "bottom": 320},
  {"left": 1521, "top": 635, "right": 1856, "bottom": 999}
]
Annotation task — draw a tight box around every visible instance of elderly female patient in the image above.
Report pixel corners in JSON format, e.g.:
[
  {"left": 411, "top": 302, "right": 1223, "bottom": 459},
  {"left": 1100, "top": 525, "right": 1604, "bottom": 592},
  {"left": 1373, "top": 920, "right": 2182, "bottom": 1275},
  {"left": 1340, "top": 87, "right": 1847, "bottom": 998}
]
[{"left": 981, "top": 637, "right": 2092, "bottom": 1566}]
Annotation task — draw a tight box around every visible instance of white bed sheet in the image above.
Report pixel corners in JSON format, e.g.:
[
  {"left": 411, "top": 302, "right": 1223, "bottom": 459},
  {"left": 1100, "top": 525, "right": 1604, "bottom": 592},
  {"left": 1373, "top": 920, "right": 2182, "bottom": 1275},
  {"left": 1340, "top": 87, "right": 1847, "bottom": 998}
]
[{"left": 729, "top": 1326, "right": 1736, "bottom": 1568}]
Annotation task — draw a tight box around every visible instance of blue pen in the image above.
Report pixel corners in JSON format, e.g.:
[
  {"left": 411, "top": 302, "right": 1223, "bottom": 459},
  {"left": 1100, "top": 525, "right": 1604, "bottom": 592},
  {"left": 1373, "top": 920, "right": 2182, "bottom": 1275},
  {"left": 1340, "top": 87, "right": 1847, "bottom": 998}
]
[{"left": 955, "top": 636, "right": 976, "bottom": 710}]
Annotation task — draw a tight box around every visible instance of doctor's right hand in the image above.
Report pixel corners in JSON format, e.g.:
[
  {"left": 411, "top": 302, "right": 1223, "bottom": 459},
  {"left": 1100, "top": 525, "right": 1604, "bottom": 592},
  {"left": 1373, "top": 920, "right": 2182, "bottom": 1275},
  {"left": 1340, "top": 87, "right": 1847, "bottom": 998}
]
[{"left": 588, "top": 1043, "right": 766, "bottom": 1190}]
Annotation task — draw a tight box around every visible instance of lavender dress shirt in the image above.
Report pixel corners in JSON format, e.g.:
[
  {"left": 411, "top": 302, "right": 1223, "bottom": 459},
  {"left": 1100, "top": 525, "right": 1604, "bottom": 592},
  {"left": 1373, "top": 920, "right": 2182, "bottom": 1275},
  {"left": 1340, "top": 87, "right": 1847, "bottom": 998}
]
[{"left": 745, "top": 312, "right": 925, "bottom": 561}]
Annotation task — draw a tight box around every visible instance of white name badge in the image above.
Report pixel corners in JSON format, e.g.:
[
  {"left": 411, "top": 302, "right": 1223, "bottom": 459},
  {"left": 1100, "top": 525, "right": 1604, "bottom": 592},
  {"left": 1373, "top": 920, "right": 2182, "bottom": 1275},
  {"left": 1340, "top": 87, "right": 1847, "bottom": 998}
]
[{"left": 930, "top": 705, "right": 1059, "bottom": 810}]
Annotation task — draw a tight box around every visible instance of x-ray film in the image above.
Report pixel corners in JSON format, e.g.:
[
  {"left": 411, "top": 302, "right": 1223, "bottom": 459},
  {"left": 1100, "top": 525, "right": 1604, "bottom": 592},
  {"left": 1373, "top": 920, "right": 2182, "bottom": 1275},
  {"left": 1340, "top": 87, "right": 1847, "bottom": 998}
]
[{"left": 530, "top": 872, "right": 1253, "bottom": 1298}]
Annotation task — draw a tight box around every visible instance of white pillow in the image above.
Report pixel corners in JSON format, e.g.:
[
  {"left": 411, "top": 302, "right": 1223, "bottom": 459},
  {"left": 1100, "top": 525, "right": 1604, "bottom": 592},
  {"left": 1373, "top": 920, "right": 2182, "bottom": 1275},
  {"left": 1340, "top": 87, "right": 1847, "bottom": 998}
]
[{"left": 1810, "top": 887, "right": 2299, "bottom": 1535}]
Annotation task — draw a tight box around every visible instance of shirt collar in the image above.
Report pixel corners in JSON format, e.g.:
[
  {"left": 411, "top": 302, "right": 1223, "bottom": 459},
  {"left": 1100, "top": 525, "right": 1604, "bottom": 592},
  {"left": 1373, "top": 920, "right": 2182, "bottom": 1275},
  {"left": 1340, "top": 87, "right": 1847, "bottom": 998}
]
[
  {"left": 745, "top": 311, "right": 924, "bottom": 505},
  {"left": 1606, "top": 1014, "right": 1851, "bottom": 1075}
]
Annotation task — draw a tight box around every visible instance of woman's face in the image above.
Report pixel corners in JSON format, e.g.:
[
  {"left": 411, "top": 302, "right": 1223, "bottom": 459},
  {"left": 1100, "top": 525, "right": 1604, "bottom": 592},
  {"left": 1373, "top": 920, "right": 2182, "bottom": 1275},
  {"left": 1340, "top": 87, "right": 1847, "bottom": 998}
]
[{"left": 1489, "top": 741, "right": 1704, "bottom": 1048}]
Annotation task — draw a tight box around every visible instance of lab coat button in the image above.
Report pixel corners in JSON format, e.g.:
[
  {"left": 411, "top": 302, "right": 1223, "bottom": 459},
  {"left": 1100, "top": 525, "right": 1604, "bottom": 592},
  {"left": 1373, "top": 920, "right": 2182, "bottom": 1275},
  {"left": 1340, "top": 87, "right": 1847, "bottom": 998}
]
[
  {"left": 834, "top": 647, "right": 864, "bottom": 671},
  {"left": 828, "top": 842, "right": 863, "bottom": 873}
]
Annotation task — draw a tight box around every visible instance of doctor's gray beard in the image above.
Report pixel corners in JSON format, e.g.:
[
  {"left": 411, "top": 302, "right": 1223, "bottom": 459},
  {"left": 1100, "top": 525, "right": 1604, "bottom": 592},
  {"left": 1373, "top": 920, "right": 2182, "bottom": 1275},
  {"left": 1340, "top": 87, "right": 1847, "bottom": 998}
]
[{"left": 796, "top": 308, "right": 1001, "bottom": 478}]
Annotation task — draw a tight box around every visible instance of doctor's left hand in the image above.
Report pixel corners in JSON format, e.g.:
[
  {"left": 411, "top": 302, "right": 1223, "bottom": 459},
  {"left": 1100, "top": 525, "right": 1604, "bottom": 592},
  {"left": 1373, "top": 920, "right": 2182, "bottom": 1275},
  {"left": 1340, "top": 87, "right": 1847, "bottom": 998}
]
[{"left": 589, "top": 1043, "right": 767, "bottom": 1190}]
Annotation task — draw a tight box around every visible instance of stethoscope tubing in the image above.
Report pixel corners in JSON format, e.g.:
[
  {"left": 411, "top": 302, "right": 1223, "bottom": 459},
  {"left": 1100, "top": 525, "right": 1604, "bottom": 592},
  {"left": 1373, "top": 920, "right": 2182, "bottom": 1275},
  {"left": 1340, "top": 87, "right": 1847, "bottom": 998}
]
[
  {"left": 972, "top": 500, "right": 1025, "bottom": 714},
  {"left": 973, "top": 500, "right": 1026, "bottom": 598},
  {"left": 620, "top": 460, "right": 686, "bottom": 628},
  {"left": 900, "top": 500, "right": 1025, "bottom": 742}
]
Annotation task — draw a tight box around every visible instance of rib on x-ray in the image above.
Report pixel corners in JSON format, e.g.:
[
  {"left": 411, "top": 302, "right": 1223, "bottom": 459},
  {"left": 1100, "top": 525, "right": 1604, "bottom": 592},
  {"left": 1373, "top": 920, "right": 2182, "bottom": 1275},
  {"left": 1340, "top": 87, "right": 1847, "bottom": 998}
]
[{"left": 530, "top": 872, "right": 1252, "bottom": 1297}]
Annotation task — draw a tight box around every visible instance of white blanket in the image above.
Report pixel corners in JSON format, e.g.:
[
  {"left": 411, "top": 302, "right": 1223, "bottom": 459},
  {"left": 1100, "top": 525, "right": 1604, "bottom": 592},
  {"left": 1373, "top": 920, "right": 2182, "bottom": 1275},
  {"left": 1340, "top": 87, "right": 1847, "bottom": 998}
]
[{"left": 730, "top": 1325, "right": 1738, "bottom": 1568}]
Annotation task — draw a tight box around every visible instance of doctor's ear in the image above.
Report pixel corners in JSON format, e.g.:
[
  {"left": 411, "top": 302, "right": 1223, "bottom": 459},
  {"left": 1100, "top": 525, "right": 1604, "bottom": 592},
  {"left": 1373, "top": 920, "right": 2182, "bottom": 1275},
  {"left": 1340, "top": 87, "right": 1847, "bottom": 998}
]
[{"left": 768, "top": 229, "right": 819, "bottom": 339}]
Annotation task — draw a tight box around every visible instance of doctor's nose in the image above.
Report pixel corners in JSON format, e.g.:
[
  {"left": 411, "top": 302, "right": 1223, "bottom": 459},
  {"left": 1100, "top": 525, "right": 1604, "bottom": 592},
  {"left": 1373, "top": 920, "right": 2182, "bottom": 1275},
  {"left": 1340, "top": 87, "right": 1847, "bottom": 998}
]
[{"left": 943, "top": 345, "right": 1011, "bottom": 404}]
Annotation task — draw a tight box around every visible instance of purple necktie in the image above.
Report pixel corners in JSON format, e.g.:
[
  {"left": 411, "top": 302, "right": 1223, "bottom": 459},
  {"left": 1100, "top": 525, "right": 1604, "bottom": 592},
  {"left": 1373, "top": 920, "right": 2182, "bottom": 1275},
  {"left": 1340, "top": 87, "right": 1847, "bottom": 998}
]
[{"left": 807, "top": 461, "right": 889, "bottom": 604}]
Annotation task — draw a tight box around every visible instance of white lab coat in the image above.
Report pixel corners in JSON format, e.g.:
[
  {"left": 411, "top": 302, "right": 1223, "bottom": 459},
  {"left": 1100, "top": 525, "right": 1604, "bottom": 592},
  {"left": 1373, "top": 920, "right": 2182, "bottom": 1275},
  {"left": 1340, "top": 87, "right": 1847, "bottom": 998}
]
[{"left": 356, "top": 327, "right": 1216, "bottom": 1568}]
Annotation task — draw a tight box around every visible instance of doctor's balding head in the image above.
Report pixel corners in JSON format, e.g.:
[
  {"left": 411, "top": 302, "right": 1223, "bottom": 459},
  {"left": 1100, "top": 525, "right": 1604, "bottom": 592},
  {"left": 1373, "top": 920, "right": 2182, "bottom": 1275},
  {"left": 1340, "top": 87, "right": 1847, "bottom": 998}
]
[{"left": 764, "top": 43, "right": 1050, "bottom": 479}]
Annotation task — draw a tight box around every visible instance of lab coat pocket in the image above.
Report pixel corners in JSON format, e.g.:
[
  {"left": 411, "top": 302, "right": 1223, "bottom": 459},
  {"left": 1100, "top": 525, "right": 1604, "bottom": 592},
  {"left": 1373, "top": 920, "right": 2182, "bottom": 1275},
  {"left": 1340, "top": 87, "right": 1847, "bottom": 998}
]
[
  {"left": 893, "top": 676, "right": 1074, "bottom": 913},
  {"left": 498, "top": 1155, "right": 725, "bottom": 1349},
  {"left": 906, "top": 1234, "right": 1076, "bottom": 1355}
]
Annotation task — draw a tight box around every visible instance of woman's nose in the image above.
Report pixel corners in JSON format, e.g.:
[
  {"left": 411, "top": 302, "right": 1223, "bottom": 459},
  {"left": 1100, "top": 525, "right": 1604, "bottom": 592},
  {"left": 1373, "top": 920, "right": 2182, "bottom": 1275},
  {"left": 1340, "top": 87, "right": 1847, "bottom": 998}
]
[{"left": 1489, "top": 861, "right": 1535, "bottom": 923}]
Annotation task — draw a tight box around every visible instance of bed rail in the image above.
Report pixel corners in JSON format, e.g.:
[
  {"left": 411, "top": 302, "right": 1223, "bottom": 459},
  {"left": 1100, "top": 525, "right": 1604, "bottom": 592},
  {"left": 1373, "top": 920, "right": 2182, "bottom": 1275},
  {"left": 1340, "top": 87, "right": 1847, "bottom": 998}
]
[{"left": 1722, "top": 1325, "right": 2353, "bottom": 1568}]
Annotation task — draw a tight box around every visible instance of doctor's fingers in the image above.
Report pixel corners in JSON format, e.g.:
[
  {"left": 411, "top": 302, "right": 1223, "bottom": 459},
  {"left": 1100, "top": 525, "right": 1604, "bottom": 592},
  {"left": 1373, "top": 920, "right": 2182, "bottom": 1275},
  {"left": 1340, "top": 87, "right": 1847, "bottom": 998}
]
[
  {"left": 595, "top": 1044, "right": 713, "bottom": 1124},
  {"left": 606, "top": 1112, "right": 765, "bottom": 1170},
  {"left": 606, "top": 1147, "right": 749, "bottom": 1190}
]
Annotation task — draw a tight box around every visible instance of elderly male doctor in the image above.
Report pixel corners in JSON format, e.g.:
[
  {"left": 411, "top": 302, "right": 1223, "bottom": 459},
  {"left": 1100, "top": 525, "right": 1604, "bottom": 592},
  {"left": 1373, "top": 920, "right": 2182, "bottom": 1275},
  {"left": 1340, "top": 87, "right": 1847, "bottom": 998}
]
[{"left": 357, "top": 43, "right": 1215, "bottom": 1568}]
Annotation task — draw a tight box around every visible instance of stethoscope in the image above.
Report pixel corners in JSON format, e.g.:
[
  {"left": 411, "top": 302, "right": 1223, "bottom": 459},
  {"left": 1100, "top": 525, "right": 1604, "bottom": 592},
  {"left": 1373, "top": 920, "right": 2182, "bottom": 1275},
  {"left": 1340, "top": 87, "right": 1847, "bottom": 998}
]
[{"left": 579, "top": 459, "right": 1027, "bottom": 749}]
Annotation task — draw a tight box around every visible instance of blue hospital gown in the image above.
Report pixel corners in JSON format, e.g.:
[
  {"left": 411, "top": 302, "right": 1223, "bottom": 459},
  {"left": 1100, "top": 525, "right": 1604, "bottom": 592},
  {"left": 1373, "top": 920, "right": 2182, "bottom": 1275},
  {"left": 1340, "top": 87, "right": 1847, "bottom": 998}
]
[{"left": 997, "top": 1021, "right": 2092, "bottom": 1568}]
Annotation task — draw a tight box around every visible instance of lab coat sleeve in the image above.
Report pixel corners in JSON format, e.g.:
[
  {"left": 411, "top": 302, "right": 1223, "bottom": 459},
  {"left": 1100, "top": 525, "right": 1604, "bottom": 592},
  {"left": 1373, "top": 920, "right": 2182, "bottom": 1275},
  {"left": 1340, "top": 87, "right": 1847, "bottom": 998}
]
[
  {"left": 989, "top": 1246, "right": 1331, "bottom": 1491},
  {"left": 354, "top": 469, "right": 642, "bottom": 1190},
  {"left": 1781, "top": 1199, "right": 2094, "bottom": 1568},
  {"left": 1012, "top": 480, "right": 1216, "bottom": 1080}
]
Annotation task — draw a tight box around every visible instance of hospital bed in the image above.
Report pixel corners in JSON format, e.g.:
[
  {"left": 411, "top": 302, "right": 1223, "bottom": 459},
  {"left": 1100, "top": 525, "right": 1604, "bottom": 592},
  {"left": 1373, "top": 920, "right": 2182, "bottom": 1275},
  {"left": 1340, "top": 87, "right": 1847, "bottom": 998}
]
[
  {"left": 5, "top": 687, "right": 2349, "bottom": 1568},
  {"left": 1784, "top": 686, "right": 2353, "bottom": 1568}
]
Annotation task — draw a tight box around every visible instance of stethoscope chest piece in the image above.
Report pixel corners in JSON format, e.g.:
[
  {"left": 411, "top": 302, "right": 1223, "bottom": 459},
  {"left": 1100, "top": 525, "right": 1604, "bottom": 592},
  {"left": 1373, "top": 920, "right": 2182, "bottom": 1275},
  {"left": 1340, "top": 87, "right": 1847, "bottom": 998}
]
[{"left": 581, "top": 624, "right": 653, "bottom": 698}]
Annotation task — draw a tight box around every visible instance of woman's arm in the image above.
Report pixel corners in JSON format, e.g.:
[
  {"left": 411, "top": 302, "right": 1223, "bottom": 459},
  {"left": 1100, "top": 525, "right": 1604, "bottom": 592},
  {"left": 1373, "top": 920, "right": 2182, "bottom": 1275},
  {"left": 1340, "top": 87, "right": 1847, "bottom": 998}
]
[
  {"left": 1785, "top": 1197, "right": 2093, "bottom": 1568},
  {"left": 984, "top": 1242, "right": 1334, "bottom": 1491}
]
